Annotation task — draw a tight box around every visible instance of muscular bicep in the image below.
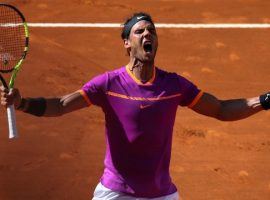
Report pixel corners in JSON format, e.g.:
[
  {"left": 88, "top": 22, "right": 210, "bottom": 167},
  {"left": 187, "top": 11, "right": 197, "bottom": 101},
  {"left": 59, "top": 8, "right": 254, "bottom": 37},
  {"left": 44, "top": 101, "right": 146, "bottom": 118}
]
[
  {"left": 191, "top": 92, "right": 221, "bottom": 119},
  {"left": 44, "top": 90, "right": 90, "bottom": 117}
]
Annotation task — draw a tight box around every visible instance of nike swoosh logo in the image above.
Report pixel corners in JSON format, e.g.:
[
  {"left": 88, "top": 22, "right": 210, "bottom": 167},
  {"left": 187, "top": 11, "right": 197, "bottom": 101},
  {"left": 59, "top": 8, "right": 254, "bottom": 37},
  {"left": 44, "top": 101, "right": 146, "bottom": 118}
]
[
  {"left": 265, "top": 94, "right": 270, "bottom": 101},
  {"left": 140, "top": 104, "right": 151, "bottom": 109},
  {"left": 137, "top": 16, "right": 145, "bottom": 20}
]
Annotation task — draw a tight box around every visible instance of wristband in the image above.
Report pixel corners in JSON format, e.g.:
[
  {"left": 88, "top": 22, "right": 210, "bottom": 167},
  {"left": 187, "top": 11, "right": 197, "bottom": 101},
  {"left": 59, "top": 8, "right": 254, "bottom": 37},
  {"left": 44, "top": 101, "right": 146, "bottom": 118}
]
[
  {"left": 16, "top": 98, "right": 26, "bottom": 110},
  {"left": 259, "top": 92, "right": 270, "bottom": 110},
  {"left": 23, "top": 98, "right": 47, "bottom": 116}
]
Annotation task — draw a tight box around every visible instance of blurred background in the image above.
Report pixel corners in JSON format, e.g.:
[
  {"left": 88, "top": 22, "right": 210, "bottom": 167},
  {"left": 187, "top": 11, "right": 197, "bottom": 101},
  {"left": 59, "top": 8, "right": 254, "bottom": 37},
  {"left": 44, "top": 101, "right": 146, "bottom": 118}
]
[{"left": 0, "top": 1, "right": 270, "bottom": 199}]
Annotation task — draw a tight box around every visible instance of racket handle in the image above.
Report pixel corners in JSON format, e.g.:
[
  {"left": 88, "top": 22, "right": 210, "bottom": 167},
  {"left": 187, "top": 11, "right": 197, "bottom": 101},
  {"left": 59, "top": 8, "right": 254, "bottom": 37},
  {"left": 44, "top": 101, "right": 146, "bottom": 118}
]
[{"left": 7, "top": 105, "right": 18, "bottom": 139}]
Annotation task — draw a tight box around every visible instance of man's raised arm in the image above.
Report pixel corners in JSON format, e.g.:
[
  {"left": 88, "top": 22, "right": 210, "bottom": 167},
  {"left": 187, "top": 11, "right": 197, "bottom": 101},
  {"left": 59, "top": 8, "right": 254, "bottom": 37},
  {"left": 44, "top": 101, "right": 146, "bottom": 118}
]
[
  {"left": 191, "top": 92, "right": 269, "bottom": 121},
  {"left": 0, "top": 86, "right": 89, "bottom": 117}
]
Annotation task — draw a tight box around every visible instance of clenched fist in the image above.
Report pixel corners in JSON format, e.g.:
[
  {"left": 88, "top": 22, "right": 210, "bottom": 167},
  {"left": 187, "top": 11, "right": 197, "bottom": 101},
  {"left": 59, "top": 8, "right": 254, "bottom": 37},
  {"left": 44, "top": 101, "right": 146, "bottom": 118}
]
[{"left": 0, "top": 86, "right": 22, "bottom": 109}]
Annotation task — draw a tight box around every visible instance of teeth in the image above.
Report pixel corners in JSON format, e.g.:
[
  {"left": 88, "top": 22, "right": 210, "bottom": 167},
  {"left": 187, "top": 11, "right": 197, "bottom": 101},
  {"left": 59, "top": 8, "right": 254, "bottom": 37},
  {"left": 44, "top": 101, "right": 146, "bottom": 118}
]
[{"left": 143, "top": 40, "right": 152, "bottom": 45}]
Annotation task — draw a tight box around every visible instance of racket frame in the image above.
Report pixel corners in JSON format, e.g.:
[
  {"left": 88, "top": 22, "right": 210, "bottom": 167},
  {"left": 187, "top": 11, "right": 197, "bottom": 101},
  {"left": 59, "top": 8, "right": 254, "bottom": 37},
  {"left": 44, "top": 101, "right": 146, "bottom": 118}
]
[{"left": 0, "top": 4, "right": 29, "bottom": 138}]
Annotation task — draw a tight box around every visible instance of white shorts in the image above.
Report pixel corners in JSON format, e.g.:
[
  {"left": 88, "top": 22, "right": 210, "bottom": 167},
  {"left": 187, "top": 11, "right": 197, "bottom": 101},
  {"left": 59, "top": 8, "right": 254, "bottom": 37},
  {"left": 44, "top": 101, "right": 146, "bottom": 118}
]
[{"left": 92, "top": 182, "right": 180, "bottom": 200}]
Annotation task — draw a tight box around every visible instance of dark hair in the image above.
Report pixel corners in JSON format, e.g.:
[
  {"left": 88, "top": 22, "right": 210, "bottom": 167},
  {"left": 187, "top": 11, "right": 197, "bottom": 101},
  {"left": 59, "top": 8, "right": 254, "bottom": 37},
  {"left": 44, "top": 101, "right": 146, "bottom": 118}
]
[{"left": 121, "top": 12, "right": 154, "bottom": 40}]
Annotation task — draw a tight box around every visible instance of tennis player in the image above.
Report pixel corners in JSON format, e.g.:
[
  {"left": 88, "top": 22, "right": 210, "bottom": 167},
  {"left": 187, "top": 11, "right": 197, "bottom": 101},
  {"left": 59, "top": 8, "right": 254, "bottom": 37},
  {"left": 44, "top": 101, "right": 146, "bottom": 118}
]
[{"left": 1, "top": 12, "right": 270, "bottom": 200}]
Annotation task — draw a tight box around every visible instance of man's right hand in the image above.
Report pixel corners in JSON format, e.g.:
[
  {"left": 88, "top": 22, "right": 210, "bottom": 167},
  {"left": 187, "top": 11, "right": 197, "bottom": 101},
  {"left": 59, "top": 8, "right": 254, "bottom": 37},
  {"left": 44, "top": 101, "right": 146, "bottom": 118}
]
[{"left": 0, "top": 86, "right": 22, "bottom": 109}]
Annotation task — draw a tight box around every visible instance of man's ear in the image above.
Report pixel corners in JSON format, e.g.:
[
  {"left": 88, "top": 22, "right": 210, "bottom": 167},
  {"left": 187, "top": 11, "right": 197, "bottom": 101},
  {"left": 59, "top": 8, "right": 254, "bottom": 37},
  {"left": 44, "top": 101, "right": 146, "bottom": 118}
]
[{"left": 124, "top": 39, "right": 131, "bottom": 49}]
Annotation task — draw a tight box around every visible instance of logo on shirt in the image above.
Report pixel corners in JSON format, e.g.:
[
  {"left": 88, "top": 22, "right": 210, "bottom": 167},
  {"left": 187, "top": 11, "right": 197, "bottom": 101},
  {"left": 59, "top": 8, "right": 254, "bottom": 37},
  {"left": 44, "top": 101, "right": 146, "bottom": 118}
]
[{"left": 140, "top": 104, "right": 151, "bottom": 109}]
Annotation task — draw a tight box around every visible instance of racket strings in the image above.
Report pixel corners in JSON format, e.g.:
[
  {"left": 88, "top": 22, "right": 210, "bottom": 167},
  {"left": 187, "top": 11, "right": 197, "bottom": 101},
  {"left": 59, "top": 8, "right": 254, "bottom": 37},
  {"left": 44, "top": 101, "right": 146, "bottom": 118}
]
[{"left": 0, "top": 5, "right": 26, "bottom": 72}]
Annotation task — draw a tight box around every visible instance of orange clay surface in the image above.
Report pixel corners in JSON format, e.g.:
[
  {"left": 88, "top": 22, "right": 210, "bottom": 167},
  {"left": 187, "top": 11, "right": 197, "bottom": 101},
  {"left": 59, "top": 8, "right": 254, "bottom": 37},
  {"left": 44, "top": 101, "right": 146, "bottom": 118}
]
[{"left": 0, "top": 1, "right": 270, "bottom": 200}]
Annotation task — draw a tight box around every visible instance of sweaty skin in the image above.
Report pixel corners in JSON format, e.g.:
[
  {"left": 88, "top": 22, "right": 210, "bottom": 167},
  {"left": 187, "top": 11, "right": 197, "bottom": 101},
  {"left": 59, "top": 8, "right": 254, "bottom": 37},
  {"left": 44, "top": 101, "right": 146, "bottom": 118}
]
[{"left": 125, "top": 20, "right": 158, "bottom": 83}]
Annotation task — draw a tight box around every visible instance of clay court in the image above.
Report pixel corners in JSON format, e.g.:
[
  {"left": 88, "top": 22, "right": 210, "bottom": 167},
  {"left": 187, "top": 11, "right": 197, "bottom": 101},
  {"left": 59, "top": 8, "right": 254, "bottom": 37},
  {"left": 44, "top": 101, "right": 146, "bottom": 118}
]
[{"left": 0, "top": 0, "right": 270, "bottom": 199}]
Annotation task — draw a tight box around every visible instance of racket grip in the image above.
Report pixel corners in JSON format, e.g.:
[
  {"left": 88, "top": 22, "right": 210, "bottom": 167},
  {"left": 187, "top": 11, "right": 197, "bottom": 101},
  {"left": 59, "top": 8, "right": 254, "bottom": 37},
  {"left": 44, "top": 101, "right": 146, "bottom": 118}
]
[{"left": 7, "top": 105, "right": 18, "bottom": 139}]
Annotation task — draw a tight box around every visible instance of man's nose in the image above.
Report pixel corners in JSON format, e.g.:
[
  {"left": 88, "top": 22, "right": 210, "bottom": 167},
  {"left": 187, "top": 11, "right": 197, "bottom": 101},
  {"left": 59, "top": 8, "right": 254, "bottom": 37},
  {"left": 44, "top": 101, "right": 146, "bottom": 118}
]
[{"left": 143, "top": 28, "right": 151, "bottom": 37}]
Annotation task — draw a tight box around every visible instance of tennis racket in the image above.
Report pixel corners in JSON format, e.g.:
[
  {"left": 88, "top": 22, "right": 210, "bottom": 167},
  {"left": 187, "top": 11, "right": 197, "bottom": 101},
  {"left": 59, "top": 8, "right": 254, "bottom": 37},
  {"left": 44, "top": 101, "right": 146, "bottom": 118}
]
[{"left": 0, "top": 4, "right": 29, "bottom": 139}]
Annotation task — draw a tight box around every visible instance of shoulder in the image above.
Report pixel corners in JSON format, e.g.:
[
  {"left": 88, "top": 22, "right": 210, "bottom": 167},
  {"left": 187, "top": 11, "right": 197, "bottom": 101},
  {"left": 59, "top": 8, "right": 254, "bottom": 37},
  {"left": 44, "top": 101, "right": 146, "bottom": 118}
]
[
  {"left": 106, "top": 66, "right": 126, "bottom": 80},
  {"left": 156, "top": 67, "right": 175, "bottom": 80},
  {"left": 83, "top": 67, "right": 124, "bottom": 90},
  {"left": 156, "top": 67, "right": 192, "bottom": 84},
  {"left": 156, "top": 67, "right": 200, "bottom": 98}
]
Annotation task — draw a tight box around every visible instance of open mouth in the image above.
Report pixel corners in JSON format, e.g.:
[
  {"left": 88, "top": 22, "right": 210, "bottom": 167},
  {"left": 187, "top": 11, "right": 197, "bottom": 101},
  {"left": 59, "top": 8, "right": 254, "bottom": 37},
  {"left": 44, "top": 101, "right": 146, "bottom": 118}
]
[{"left": 143, "top": 42, "right": 153, "bottom": 53}]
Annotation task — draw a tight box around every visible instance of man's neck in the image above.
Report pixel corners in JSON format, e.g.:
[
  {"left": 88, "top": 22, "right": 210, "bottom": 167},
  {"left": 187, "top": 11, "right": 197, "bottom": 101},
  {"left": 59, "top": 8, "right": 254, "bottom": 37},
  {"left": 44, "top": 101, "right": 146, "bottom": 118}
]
[{"left": 126, "top": 58, "right": 154, "bottom": 83}]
